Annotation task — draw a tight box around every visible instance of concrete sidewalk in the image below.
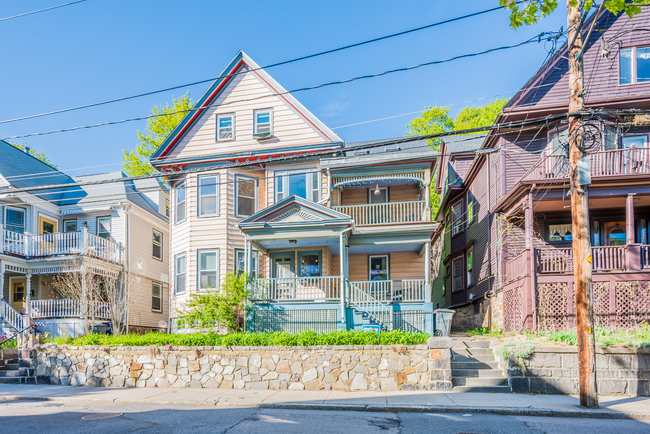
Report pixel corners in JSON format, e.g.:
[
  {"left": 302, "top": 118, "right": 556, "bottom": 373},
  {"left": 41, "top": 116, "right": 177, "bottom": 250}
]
[{"left": 1, "top": 384, "right": 649, "bottom": 420}]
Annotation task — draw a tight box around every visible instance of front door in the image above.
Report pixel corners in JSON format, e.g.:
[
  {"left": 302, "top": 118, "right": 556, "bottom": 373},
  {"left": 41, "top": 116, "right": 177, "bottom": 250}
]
[
  {"left": 272, "top": 253, "right": 295, "bottom": 278},
  {"left": 39, "top": 215, "right": 58, "bottom": 254},
  {"left": 11, "top": 279, "right": 26, "bottom": 312},
  {"left": 368, "top": 255, "right": 390, "bottom": 297}
]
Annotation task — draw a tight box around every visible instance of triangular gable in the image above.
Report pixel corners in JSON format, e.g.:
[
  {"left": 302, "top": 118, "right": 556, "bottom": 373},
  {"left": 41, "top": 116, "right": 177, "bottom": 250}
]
[
  {"left": 239, "top": 195, "right": 351, "bottom": 229},
  {"left": 151, "top": 51, "right": 339, "bottom": 166}
]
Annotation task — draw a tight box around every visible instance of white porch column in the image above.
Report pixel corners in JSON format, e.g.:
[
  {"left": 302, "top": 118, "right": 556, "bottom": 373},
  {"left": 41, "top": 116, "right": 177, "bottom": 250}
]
[
  {"left": 25, "top": 272, "right": 32, "bottom": 317},
  {"left": 247, "top": 240, "right": 254, "bottom": 281},
  {"left": 339, "top": 231, "right": 346, "bottom": 326},
  {"left": 626, "top": 193, "right": 635, "bottom": 245},
  {"left": 0, "top": 223, "right": 4, "bottom": 254},
  {"left": 0, "top": 262, "right": 4, "bottom": 301},
  {"left": 81, "top": 226, "right": 88, "bottom": 255},
  {"left": 424, "top": 241, "right": 432, "bottom": 303}
]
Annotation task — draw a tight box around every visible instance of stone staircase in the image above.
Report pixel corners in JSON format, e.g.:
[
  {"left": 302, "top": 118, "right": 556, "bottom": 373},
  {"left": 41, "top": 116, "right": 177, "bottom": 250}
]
[
  {"left": 451, "top": 338, "right": 511, "bottom": 393},
  {"left": 0, "top": 348, "right": 46, "bottom": 385}
]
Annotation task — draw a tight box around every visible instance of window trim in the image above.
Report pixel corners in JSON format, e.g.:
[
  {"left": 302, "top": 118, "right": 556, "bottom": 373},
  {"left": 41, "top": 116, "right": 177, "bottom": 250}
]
[
  {"left": 174, "top": 252, "right": 186, "bottom": 296},
  {"left": 4, "top": 206, "right": 26, "bottom": 233},
  {"left": 368, "top": 254, "right": 390, "bottom": 281},
  {"left": 619, "top": 46, "right": 650, "bottom": 85},
  {"left": 298, "top": 250, "right": 322, "bottom": 277},
  {"left": 620, "top": 134, "right": 649, "bottom": 149},
  {"left": 235, "top": 248, "right": 259, "bottom": 277},
  {"left": 466, "top": 246, "right": 474, "bottom": 288},
  {"left": 253, "top": 108, "right": 273, "bottom": 135},
  {"left": 152, "top": 282, "right": 163, "bottom": 313},
  {"left": 197, "top": 174, "right": 220, "bottom": 218},
  {"left": 152, "top": 229, "right": 163, "bottom": 261},
  {"left": 451, "top": 255, "right": 464, "bottom": 292},
  {"left": 197, "top": 249, "right": 219, "bottom": 291},
  {"left": 63, "top": 219, "right": 78, "bottom": 233},
  {"left": 96, "top": 216, "right": 111, "bottom": 239},
  {"left": 274, "top": 169, "right": 320, "bottom": 203},
  {"left": 367, "top": 186, "right": 389, "bottom": 204},
  {"left": 451, "top": 199, "right": 464, "bottom": 236},
  {"left": 216, "top": 112, "right": 235, "bottom": 141},
  {"left": 165, "top": 198, "right": 170, "bottom": 218},
  {"left": 235, "top": 175, "right": 258, "bottom": 218},
  {"left": 175, "top": 180, "right": 187, "bottom": 225}
]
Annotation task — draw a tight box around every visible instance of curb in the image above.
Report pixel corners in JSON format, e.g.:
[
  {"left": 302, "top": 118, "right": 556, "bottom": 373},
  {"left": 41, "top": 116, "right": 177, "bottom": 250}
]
[{"left": 1, "top": 395, "right": 648, "bottom": 420}]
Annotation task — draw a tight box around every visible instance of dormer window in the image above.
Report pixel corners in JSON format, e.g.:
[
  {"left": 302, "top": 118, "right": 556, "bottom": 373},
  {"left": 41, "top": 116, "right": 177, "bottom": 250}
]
[
  {"left": 620, "top": 47, "right": 650, "bottom": 84},
  {"left": 216, "top": 113, "right": 234, "bottom": 141},
  {"left": 385, "top": 145, "right": 400, "bottom": 152},
  {"left": 354, "top": 149, "right": 368, "bottom": 156},
  {"left": 253, "top": 108, "right": 273, "bottom": 139}
]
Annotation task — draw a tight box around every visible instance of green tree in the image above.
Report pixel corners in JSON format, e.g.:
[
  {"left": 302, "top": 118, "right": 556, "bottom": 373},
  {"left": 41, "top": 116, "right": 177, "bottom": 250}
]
[
  {"left": 10, "top": 143, "right": 57, "bottom": 169},
  {"left": 122, "top": 93, "right": 194, "bottom": 176}
]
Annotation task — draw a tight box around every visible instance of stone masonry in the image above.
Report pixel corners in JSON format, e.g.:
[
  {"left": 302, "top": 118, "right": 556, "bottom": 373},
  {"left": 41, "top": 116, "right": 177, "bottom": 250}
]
[{"left": 33, "top": 338, "right": 453, "bottom": 392}]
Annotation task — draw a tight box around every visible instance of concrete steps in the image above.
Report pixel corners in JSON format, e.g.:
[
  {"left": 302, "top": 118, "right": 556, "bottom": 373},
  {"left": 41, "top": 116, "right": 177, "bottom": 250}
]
[
  {"left": 451, "top": 338, "right": 510, "bottom": 394},
  {"left": 0, "top": 348, "right": 45, "bottom": 385}
]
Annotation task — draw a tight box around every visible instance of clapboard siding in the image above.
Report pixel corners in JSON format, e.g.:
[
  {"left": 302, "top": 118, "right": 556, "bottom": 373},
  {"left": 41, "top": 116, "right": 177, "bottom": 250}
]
[
  {"left": 503, "top": 133, "right": 547, "bottom": 192},
  {"left": 347, "top": 251, "right": 425, "bottom": 282},
  {"left": 453, "top": 157, "right": 474, "bottom": 180}
]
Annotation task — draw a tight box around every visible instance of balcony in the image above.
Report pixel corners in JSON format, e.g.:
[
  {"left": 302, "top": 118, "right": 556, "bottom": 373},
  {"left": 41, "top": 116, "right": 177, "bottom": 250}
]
[
  {"left": 332, "top": 201, "right": 427, "bottom": 225},
  {"left": 1, "top": 228, "right": 124, "bottom": 264},
  {"left": 29, "top": 299, "right": 110, "bottom": 320}
]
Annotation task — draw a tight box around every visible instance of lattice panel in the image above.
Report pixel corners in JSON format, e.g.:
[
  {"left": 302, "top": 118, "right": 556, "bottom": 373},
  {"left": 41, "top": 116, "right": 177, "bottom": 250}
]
[
  {"left": 394, "top": 312, "right": 424, "bottom": 333},
  {"left": 536, "top": 282, "right": 568, "bottom": 332},
  {"left": 592, "top": 282, "right": 611, "bottom": 328},
  {"left": 616, "top": 281, "right": 650, "bottom": 328},
  {"left": 253, "top": 309, "right": 337, "bottom": 334},
  {"left": 503, "top": 286, "right": 523, "bottom": 334}
]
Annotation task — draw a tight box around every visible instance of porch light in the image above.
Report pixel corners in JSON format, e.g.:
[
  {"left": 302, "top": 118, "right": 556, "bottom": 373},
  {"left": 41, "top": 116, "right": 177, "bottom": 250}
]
[
  {"left": 289, "top": 240, "right": 297, "bottom": 245},
  {"left": 374, "top": 182, "right": 381, "bottom": 196}
]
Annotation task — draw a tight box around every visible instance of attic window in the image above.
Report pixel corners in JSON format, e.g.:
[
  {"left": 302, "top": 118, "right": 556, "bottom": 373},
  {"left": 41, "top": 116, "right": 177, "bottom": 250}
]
[
  {"left": 385, "top": 145, "right": 400, "bottom": 152},
  {"left": 216, "top": 113, "right": 234, "bottom": 141},
  {"left": 253, "top": 109, "right": 273, "bottom": 139},
  {"left": 354, "top": 149, "right": 368, "bottom": 156}
]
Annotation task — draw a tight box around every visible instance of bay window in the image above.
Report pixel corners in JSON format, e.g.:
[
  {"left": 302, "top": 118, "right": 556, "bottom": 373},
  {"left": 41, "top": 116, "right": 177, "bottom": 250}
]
[
  {"left": 198, "top": 249, "right": 218, "bottom": 290},
  {"left": 174, "top": 253, "right": 186, "bottom": 295},
  {"left": 198, "top": 175, "right": 219, "bottom": 217},
  {"left": 175, "top": 180, "right": 186, "bottom": 224},
  {"left": 235, "top": 176, "right": 257, "bottom": 217},
  {"left": 275, "top": 170, "right": 320, "bottom": 203},
  {"left": 235, "top": 249, "right": 258, "bottom": 276}
]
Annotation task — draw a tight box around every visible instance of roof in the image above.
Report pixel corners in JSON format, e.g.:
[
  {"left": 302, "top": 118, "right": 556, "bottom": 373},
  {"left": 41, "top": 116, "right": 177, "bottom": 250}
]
[
  {"left": 321, "top": 136, "right": 437, "bottom": 168},
  {"left": 440, "top": 133, "right": 487, "bottom": 155}
]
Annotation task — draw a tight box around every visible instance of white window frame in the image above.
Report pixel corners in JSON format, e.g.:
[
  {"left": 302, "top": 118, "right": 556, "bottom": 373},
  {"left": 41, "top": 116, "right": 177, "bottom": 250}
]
[
  {"left": 466, "top": 247, "right": 474, "bottom": 287},
  {"left": 216, "top": 113, "right": 235, "bottom": 141},
  {"left": 451, "top": 200, "right": 463, "bottom": 236},
  {"left": 235, "top": 248, "right": 258, "bottom": 277},
  {"left": 235, "top": 175, "right": 257, "bottom": 218},
  {"left": 63, "top": 219, "right": 77, "bottom": 232},
  {"left": 152, "top": 282, "right": 163, "bottom": 313},
  {"left": 4, "top": 207, "right": 25, "bottom": 233},
  {"left": 97, "top": 216, "right": 111, "bottom": 239},
  {"left": 253, "top": 108, "right": 273, "bottom": 135},
  {"left": 165, "top": 199, "right": 170, "bottom": 218},
  {"left": 198, "top": 174, "right": 220, "bottom": 218},
  {"left": 274, "top": 170, "right": 320, "bottom": 203},
  {"left": 152, "top": 229, "right": 163, "bottom": 261},
  {"left": 197, "top": 249, "right": 219, "bottom": 291},
  {"left": 368, "top": 255, "right": 389, "bottom": 281},
  {"left": 619, "top": 46, "right": 650, "bottom": 85},
  {"left": 174, "top": 253, "right": 186, "bottom": 295},
  {"left": 175, "top": 180, "right": 186, "bottom": 224}
]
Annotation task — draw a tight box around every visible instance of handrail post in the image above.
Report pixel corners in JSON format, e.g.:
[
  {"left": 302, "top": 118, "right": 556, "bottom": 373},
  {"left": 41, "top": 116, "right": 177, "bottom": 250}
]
[
  {"left": 81, "top": 227, "right": 88, "bottom": 256},
  {"left": 0, "top": 224, "right": 4, "bottom": 255}
]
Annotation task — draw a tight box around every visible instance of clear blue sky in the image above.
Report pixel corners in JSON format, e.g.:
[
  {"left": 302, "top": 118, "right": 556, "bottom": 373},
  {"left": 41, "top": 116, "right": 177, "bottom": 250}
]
[{"left": 0, "top": 0, "right": 567, "bottom": 176}]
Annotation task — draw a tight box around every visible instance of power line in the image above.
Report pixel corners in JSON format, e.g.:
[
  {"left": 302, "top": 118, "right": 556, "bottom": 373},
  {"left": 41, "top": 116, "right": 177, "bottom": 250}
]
[
  {"left": 0, "top": 0, "right": 87, "bottom": 22},
  {"left": 1, "top": 31, "right": 560, "bottom": 142},
  {"left": 0, "top": 3, "right": 520, "bottom": 127}
]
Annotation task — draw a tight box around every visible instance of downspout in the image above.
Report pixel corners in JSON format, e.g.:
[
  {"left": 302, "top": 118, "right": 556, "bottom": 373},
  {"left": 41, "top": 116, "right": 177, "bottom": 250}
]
[{"left": 339, "top": 226, "right": 352, "bottom": 327}]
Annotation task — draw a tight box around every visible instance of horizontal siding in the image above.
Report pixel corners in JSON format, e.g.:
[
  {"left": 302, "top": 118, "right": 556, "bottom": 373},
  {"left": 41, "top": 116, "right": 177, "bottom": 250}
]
[
  {"left": 453, "top": 157, "right": 474, "bottom": 180},
  {"left": 348, "top": 252, "right": 425, "bottom": 282}
]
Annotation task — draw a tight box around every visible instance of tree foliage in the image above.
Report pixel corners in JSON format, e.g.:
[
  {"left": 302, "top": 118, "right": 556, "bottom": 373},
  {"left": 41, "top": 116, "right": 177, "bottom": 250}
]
[
  {"left": 499, "top": 0, "right": 649, "bottom": 29},
  {"left": 10, "top": 143, "right": 57, "bottom": 169},
  {"left": 122, "top": 93, "right": 194, "bottom": 176}
]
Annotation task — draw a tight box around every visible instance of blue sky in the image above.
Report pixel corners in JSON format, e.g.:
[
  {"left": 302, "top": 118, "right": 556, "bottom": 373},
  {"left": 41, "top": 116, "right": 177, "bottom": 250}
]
[{"left": 0, "top": 0, "right": 567, "bottom": 176}]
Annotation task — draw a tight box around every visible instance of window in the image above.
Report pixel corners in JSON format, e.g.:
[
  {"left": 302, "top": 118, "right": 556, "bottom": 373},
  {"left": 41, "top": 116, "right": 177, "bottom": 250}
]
[
  {"left": 152, "top": 282, "right": 162, "bottom": 313},
  {"left": 216, "top": 113, "right": 234, "bottom": 141},
  {"left": 621, "top": 135, "right": 648, "bottom": 149},
  {"left": 63, "top": 220, "right": 77, "bottom": 232},
  {"left": 549, "top": 224, "right": 572, "bottom": 242},
  {"left": 198, "top": 250, "right": 218, "bottom": 290},
  {"left": 175, "top": 181, "right": 186, "bottom": 224},
  {"left": 620, "top": 46, "right": 650, "bottom": 84},
  {"left": 235, "top": 176, "right": 257, "bottom": 217},
  {"left": 452, "top": 257, "right": 464, "bottom": 292},
  {"left": 97, "top": 217, "right": 111, "bottom": 239},
  {"left": 198, "top": 175, "right": 219, "bottom": 217},
  {"left": 467, "top": 191, "right": 475, "bottom": 224},
  {"left": 165, "top": 199, "right": 170, "bottom": 218},
  {"left": 174, "top": 253, "right": 186, "bottom": 295},
  {"left": 235, "top": 249, "right": 258, "bottom": 276},
  {"left": 253, "top": 108, "right": 273, "bottom": 137},
  {"left": 299, "top": 251, "right": 322, "bottom": 277},
  {"left": 466, "top": 247, "right": 474, "bottom": 287},
  {"left": 275, "top": 170, "right": 319, "bottom": 202},
  {"left": 5, "top": 208, "right": 25, "bottom": 233},
  {"left": 153, "top": 230, "right": 163, "bottom": 260},
  {"left": 452, "top": 201, "right": 463, "bottom": 235},
  {"left": 369, "top": 255, "right": 389, "bottom": 281}
]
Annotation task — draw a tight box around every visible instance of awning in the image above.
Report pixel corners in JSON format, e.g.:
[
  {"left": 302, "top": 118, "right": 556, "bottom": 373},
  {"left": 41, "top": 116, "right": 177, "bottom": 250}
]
[
  {"left": 60, "top": 206, "right": 114, "bottom": 216},
  {"left": 331, "top": 176, "right": 426, "bottom": 190}
]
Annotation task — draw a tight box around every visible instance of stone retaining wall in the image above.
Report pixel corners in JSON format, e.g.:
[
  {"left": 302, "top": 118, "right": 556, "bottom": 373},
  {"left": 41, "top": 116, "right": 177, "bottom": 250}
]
[
  {"left": 499, "top": 346, "right": 650, "bottom": 396},
  {"left": 34, "top": 338, "right": 453, "bottom": 392}
]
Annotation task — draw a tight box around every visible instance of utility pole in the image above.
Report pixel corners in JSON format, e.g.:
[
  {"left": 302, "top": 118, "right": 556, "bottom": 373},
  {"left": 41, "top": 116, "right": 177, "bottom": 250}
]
[{"left": 567, "top": 0, "right": 598, "bottom": 408}]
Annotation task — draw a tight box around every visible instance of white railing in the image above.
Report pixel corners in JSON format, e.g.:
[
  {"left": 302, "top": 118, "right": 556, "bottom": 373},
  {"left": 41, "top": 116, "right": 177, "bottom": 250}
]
[
  {"left": 3, "top": 229, "right": 25, "bottom": 256},
  {"left": 333, "top": 201, "right": 426, "bottom": 225},
  {"left": 250, "top": 276, "right": 340, "bottom": 301},
  {"left": 27, "top": 232, "right": 82, "bottom": 257},
  {"left": 349, "top": 280, "right": 425, "bottom": 302},
  {"left": 347, "top": 280, "right": 393, "bottom": 330},
  {"left": 29, "top": 299, "right": 110, "bottom": 320},
  {"left": 85, "top": 233, "right": 124, "bottom": 264},
  {"left": 0, "top": 298, "right": 28, "bottom": 332}
]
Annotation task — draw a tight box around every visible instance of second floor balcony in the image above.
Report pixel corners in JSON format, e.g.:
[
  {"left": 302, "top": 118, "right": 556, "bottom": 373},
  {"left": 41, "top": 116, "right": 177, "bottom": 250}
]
[{"left": 332, "top": 200, "right": 427, "bottom": 225}]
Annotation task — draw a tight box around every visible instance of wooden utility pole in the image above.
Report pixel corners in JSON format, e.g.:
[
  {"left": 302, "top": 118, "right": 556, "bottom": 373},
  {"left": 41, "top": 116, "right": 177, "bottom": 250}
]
[{"left": 567, "top": 0, "right": 598, "bottom": 408}]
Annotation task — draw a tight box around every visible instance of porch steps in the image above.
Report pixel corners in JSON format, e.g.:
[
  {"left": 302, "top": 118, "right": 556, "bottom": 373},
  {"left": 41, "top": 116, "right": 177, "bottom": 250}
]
[
  {"left": 0, "top": 349, "right": 48, "bottom": 385},
  {"left": 451, "top": 338, "right": 511, "bottom": 393}
]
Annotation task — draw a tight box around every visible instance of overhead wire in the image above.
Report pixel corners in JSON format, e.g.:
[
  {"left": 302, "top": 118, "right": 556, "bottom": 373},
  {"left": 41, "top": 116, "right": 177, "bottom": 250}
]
[{"left": 0, "top": 0, "right": 87, "bottom": 22}]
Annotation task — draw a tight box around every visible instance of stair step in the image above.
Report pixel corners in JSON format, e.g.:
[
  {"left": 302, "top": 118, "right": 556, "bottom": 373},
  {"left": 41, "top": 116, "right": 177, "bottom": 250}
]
[
  {"left": 0, "top": 370, "right": 23, "bottom": 377},
  {"left": 0, "top": 376, "right": 46, "bottom": 385},
  {"left": 451, "top": 354, "right": 496, "bottom": 363},
  {"left": 451, "top": 369, "right": 504, "bottom": 378},
  {"left": 452, "top": 377, "right": 509, "bottom": 387},
  {"left": 452, "top": 385, "right": 512, "bottom": 393},
  {"left": 451, "top": 348, "right": 493, "bottom": 357},
  {"left": 451, "top": 339, "right": 490, "bottom": 349},
  {"left": 451, "top": 361, "right": 499, "bottom": 369},
  {"left": 6, "top": 363, "right": 19, "bottom": 370}
]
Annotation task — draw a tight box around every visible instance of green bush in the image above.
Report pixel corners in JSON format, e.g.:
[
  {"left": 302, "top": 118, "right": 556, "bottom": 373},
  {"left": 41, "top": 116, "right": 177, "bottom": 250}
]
[{"left": 46, "top": 329, "right": 429, "bottom": 347}]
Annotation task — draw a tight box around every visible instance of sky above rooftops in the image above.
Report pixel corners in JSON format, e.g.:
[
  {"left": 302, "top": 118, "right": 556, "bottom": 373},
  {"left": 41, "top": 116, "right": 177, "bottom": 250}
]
[{"left": 0, "top": 0, "right": 566, "bottom": 177}]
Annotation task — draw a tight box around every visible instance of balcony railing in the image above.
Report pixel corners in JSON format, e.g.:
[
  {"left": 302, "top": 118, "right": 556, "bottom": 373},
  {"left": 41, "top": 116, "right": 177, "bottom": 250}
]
[
  {"left": 523, "top": 147, "right": 650, "bottom": 182},
  {"left": 536, "top": 246, "right": 627, "bottom": 273},
  {"left": 29, "top": 299, "right": 110, "bottom": 320},
  {"left": 348, "top": 280, "right": 425, "bottom": 302},
  {"left": 1, "top": 227, "right": 124, "bottom": 264},
  {"left": 333, "top": 201, "right": 426, "bottom": 225},
  {"left": 250, "top": 276, "right": 340, "bottom": 302}
]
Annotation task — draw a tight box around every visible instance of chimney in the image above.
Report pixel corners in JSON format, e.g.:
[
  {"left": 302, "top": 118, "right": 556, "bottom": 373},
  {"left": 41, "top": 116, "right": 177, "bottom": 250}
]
[{"left": 24, "top": 146, "right": 31, "bottom": 154}]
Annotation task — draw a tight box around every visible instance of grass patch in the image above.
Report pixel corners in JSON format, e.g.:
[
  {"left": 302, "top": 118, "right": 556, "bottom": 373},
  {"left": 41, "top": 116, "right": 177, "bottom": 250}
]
[
  {"left": 44, "top": 330, "right": 429, "bottom": 348},
  {"left": 466, "top": 327, "right": 505, "bottom": 338},
  {"left": 548, "top": 325, "right": 650, "bottom": 348},
  {"left": 497, "top": 340, "right": 537, "bottom": 360}
]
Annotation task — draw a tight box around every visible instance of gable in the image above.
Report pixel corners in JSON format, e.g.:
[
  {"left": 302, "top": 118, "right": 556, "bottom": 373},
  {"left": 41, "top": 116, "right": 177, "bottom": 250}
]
[
  {"left": 268, "top": 207, "right": 323, "bottom": 223},
  {"left": 151, "top": 52, "right": 339, "bottom": 169}
]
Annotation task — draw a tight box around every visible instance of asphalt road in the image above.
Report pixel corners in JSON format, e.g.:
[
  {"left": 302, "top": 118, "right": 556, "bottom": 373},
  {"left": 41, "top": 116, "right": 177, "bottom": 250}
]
[{"left": 1, "top": 399, "right": 649, "bottom": 434}]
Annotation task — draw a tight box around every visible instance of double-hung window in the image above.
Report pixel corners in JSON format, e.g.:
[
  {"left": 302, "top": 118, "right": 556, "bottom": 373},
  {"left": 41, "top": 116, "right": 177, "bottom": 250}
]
[
  {"left": 174, "top": 253, "right": 186, "bottom": 295},
  {"left": 63, "top": 219, "right": 77, "bottom": 232},
  {"left": 275, "top": 170, "right": 319, "bottom": 202},
  {"left": 198, "top": 249, "right": 218, "bottom": 290},
  {"left": 152, "top": 282, "right": 162, "bottom": 313},
  {"left": 467, "top": 191, "right": 475, "bottom": 224},
  {"left": 466, "top": 247, "right": 474, "bottom": 287},
  {"left": 153, "top": 230, "right": 163, "bottom": 260},
  {"left": 175, "top": 180, "right": 186, "bottom": 224},
  {"left": 198, "top": 175, "right": 219, "bottom": 217},
  {"left": 452, "top": 257, "right": 464, "bottom": 292},
  {"left": 452, "top": 201, "right": 463, "bottom": 235},
  {"left": 235, "top": 176, "right": 257, "bottom": 217},
  {"left": 5, "top": 208, "right": 25, "bottom": 233},
  {"left": 97, "top": 217, "right": 111, "bottom": 239},
  {"left": 235, "top": 249, "right": 258, "bottom": 276},
  {"left": 216, "top": 113, "right": 234, "bottom": 141},
  {"left": 620, "top": 46, "right": 650, "bottom": 84},
  {"left": 165, "top": 199, "right": 170, "bottom": 218},
  {"left": 253, "top": 108, "right": 273, "bottom": 138}
]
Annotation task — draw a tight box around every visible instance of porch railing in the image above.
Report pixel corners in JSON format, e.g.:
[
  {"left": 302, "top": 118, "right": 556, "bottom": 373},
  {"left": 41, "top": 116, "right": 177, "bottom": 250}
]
[
  {"left": 29, "top": 299, "right": 110, "bottom": 320},
  {"left": 505, "top": 251, "right": 530, "bottom": 283},
  {"left": 536, "top": 246, "right": 627, "bottom": 273},
  {"left": 333, "top": 201, "right": 426, "bottom": 225},
  {"left": 250, "top": 276, "right": 340, "bottom": 301},
  {"left": 85, "top": 233, "right": 124, "bottom": 264},
  {"left": 347, "top": 280, "right": 393, "bottom": 330},
  {"left": 348, "top": 280, "right": 425, "bottom": 302},
  {"left": 27, "top": 232, "right": 82, "bottom": 257},
  {"left": 0, "top": 299, "right": 27, "bottom": 331}
]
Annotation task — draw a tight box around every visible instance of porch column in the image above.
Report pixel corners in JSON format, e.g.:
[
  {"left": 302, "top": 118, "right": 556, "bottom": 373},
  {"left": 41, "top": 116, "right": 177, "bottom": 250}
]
[
  {"left": 0, "top": 223, "right": 4, "bottom": 254},
  {"left": 25, "top": 272, "right": 32, "bottom": 317},
  {"left": 626, "top": 193, "right": 635, "bottom": 245},
  {"left": 247, "top": 240, "right": 254, "bottom": 281},
  {"left": 339, "top": 230, "right": 348, "bottom": 327},
  {"left": 525, "top": 193, "right": 537, "bottom": 331},
  {"left": 0, "top": 262, "right": 4, "bottom": 301},
  {"left": 424, "top": 242, "right": 432, "bottom": 303}
]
